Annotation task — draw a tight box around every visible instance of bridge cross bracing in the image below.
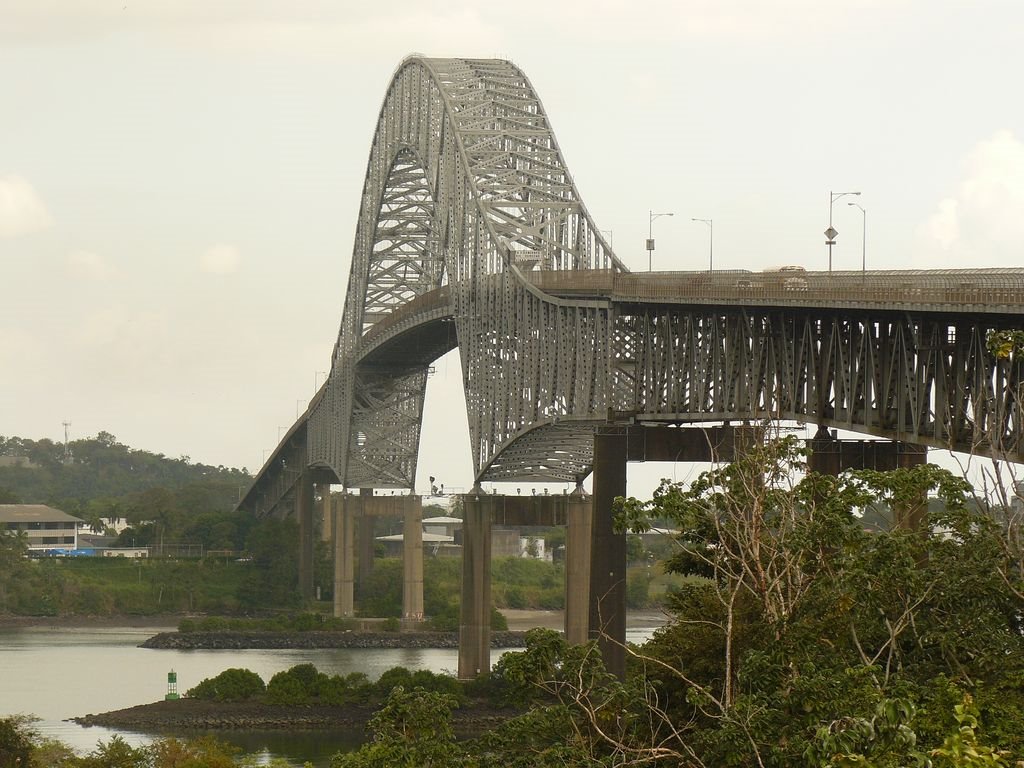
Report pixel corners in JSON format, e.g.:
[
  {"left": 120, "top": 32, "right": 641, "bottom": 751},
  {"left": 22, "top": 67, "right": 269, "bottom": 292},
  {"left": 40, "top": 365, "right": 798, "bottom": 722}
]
[{"left": 239, "top": 55, "right": 1024, "bottom": 521}]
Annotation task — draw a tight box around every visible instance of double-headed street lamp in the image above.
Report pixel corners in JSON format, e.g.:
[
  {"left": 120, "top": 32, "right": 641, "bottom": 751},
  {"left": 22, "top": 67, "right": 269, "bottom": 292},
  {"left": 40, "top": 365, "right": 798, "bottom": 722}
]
[
  {"left": 826, "top": 190, "right": 860, "bottom": 272},
  {"left": 847, "top": 201, "right": 866, "bottom": 281},
  {"left": 647, "top": 210, "right": 674, "bottom": 271},
  {"left": 692, "top": 218, "right": 713, "bottom": 271}
]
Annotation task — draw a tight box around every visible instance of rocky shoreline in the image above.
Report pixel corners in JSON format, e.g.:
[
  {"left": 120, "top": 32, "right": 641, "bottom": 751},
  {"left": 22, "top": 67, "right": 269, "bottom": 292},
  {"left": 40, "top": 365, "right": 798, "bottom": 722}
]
[
  {"left": 72, "top": 698, "right": 514, "bottom": 734},
  {"left": 140, "top": 629, "right": 530, "bottom": 650}
]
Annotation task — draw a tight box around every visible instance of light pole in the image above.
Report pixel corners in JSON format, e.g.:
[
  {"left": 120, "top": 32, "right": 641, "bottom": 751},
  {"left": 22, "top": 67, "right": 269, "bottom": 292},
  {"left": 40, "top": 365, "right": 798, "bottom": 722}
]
[
  {"left": 826, "top": 190, "right": 860, "bottom": 272},
  {"left": 599, "top": 229, "right": 614, "bottom": 248},
  {"left": 692, "top": 218, "right": 713, "bottom": 271},
  {"left": 647, "top": 210, "right": 674, "bottom": 271},
  {"left": 848, "top": 202, "right": 866, "bottom": 282}
]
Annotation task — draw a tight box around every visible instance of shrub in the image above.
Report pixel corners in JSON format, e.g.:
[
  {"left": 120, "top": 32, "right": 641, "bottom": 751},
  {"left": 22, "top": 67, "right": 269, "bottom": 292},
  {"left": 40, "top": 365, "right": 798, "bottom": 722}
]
[
  {"left": 321, "top": 672, "right": 372, "bottom": 706},
  {"left": 266, "top": 663, "right": 326, "bottom": 704},
  {"left": 187, "top": 668, "right": 266, "bottom": 701}
]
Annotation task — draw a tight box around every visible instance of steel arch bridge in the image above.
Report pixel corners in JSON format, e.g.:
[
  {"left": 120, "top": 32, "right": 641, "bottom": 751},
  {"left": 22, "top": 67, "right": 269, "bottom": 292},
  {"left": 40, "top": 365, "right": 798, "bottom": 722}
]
[{"left": 238, "top": 56, "right": 1024, "bottom": 517}]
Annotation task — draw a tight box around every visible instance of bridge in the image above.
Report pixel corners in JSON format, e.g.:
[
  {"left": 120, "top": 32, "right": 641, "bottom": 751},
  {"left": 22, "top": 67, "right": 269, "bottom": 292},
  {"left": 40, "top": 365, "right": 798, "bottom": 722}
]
[{"left": 237, "top": 55, "right": 1024, "bottom": 677}]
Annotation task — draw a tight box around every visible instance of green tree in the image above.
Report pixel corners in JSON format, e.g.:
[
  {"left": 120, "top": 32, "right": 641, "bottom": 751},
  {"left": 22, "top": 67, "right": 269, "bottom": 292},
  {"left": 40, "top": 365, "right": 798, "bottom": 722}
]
[
  {"left": 607, "top": 434, "right": 1024, "bottom": 765},
  {"left": 330, "top": 686, "right": 460, "bottom": 768},
  {"left": 188, "top": 668, "right": 266, "bottom": 702}
]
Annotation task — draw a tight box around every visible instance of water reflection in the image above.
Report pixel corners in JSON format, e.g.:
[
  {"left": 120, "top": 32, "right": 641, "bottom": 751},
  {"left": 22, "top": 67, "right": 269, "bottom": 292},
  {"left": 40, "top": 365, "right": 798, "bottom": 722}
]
[{"left": 0, "top": 624, "right": 659, "bottom": 767}]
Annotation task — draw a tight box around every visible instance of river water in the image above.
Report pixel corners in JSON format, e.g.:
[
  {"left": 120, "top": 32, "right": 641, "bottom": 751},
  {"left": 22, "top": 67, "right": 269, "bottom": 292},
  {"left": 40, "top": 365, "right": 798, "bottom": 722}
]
[{"left": 0, "top": 623, "right": 659, "bottom": 766}]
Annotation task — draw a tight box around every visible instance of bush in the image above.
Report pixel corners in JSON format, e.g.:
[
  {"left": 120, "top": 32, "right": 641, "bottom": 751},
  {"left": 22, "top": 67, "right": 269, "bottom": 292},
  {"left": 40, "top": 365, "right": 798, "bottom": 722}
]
[
  {"left": 0, "top": 715, "right": 35, "bottom": 768},
  {"left": 187, "top": 668, "right": 266, "bottom": 701},
  {"left": 626, "top": 569, "right": 653, "bottom": 609},
  {"left": 491, "top": 606, "right": 509, "bottom": 631},
  {"left": 266, "top": 663, "right": 326, "bottom": 704},
  {"left": 321, "top": 672, "right": 372, "bottom": 706},
  {"left": 374, "top": 666, "right": 463, "bottom": 704}
]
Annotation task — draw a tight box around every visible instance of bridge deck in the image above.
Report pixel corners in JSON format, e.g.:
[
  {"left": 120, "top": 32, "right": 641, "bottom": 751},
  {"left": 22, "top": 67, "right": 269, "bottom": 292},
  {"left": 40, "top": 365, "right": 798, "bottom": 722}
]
[{"left": 525, "top": 268, "right": 1024, "bottom": 314}]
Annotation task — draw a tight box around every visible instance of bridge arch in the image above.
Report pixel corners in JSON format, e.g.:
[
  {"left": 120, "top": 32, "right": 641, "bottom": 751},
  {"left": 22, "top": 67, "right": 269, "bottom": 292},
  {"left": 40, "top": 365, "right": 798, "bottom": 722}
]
[{"left": 307, "top": 56, "right": 624, "bottom": 492}]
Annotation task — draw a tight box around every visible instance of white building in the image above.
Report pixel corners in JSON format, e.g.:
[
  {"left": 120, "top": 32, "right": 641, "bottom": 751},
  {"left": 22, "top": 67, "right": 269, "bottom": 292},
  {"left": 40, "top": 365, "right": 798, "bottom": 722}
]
[{"left": 0, "top": 504, "right": 84, "bottom": 553}]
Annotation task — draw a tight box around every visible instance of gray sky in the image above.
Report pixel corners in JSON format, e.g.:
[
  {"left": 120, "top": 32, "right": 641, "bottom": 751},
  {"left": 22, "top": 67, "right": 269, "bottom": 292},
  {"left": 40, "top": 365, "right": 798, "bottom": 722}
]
[{"left": 2, "top": 1, "right": 1022, "bottom": 498}]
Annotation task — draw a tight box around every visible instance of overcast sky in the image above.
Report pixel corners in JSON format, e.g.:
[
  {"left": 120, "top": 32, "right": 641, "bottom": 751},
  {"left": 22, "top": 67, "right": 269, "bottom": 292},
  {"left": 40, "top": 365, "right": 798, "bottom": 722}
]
[{"left": 2, "top": 1, "right": 1022, "bottom": 499}]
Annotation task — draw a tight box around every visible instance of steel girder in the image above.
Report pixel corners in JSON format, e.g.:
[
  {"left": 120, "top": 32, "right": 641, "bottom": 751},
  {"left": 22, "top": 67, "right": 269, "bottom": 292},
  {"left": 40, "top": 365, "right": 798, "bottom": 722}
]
[{"left": 621, "top": 307, "right": 1024, "bottom": 461}]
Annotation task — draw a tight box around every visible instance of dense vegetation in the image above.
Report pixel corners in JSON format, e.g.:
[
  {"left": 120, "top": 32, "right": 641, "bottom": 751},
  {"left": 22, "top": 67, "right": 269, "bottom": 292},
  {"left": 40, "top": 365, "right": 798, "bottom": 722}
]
[
  {"left": 186, "top": 663, "right": 464, "bottom": 708},
  {"left": 0, "top": 715, "right": 301, "bottom": 768},
  {"left": 0, "top": 432, "right": 253, "bottom": 552},
  {"left": 335, "top": 437, "right": 1024, "bottom": 766}
]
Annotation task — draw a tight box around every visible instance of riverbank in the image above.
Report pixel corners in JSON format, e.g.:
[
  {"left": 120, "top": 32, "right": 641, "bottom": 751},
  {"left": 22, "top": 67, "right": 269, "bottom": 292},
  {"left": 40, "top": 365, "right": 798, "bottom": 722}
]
[
  {"left": 72, "top": 697, "right": 514, "bottom": 734},
  {"left": 141, "top": 629, "right": 529, "bottom": 649},
  {"left": 0, "top": 608, "right": 669, "bottom": 633},
  {"left": 0, "top": 614, "right": 179, "bottom": 630}
]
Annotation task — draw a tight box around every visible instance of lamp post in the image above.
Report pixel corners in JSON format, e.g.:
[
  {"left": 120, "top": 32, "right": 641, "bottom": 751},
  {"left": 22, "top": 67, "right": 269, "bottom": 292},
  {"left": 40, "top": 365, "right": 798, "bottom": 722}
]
[
  {"left": 847, "top": 202, "right": 866, "bottom": 282},
  {"left": 826, "top": 190, "right": 860, "bottom": 272},
  {"left": 599, "top": 229, "right": 614, "bottom": 248},
  {"left": 692, "top": 218, "right": 713, "bottom": 271},
  {"left": 647, "top": 210, "right": 674, "bottom": 271}
]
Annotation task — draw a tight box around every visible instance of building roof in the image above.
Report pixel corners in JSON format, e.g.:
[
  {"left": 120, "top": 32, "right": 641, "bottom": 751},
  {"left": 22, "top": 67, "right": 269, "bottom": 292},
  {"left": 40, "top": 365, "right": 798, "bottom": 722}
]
[
  {"left": 376, "top": 532, "right": 455, "bottom": 543},
  {"left": 422, "top": 516, "right": 463, "bottom": 525},
  {"left": 0, "top": 504, "right": 84, "bottom": 524}
]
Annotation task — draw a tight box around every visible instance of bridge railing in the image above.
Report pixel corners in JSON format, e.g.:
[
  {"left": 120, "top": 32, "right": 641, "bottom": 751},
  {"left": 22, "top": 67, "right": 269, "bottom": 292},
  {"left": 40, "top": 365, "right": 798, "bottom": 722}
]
[
  {"left": 360, "top": 286, "right": 452, "bottom": 348},
  {"left": 523, "top": 270, "right": 1024, "bottom": 313}
]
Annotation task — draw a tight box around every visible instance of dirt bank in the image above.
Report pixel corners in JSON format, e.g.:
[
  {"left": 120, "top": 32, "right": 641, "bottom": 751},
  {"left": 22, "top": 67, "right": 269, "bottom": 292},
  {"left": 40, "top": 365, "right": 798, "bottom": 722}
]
[
  {"left": 500, "top": 609, "right": 669, "bottom": 631},
  {"left": 72, "top": 697, "right": 513, "bottom": 734}
]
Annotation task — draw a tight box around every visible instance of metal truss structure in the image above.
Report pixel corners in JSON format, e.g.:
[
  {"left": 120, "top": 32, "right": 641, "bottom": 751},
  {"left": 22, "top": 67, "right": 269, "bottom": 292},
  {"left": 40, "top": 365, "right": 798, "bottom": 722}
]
[{"left": 238, "top": 56, "right": 1024, "bottom": 517}]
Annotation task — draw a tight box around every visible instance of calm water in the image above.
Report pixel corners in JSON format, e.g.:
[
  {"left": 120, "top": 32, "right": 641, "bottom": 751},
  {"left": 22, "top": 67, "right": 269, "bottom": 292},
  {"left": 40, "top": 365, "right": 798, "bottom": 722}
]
[{"left": 0, "top": 624, "right": 659, "bottom": 766}]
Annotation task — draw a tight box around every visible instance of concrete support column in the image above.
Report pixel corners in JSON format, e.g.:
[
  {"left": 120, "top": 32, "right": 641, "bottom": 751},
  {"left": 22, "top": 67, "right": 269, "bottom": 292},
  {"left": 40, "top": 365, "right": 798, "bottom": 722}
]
[
  {"left": 806, "top": 437, "right": 928, "bottom": 530},
  {"left": 357, "top": 488, "right": 375, "bottom": 589},
  {"left": 458, "top": 493, "right": 492, "bottom": 679},
  {"left": 565, "top": 490, "right": 592, "bottom": 646},
  {"left": 318, "top": 483, "right": 333, "bottom": 543},
  {"left": 296, "top": 472, "right": 315, "bottom": 601},
  {"left": 333, "top": 494, "right": 355, "bottom": 618},
  {"left": 590, "top": 430, "right": 628, "bottom": 679},
  {"left": 402, "top": 495, "right": 424, "bottom": 627}
]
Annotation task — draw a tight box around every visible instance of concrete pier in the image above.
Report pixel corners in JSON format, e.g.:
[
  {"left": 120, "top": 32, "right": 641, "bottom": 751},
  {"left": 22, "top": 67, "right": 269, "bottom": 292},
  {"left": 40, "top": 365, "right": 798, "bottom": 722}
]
[
  {"left": 565, "top": 488, "right": 593, "bottom": 646},
  {"left": 807, "top": 436, "right": 928, "bottom": 528},
  {"left": 459, "top": 492, "right": 492, "bottom": 679},
  {"left": 333, "top": 494, "right": 355, "bottom": 617},
  {"left": 296, "top": 473, "right": 314, "bottom": 601},
  {"left": 402, "top": 496, "right": 424, "bottom": 627}
]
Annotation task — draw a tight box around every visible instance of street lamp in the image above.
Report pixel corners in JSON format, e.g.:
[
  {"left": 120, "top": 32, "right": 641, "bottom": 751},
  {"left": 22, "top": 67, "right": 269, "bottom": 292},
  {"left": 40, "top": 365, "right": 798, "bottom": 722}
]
[
  {"left": 692, "top": 218, "right": 713, "bottom": 271},
  {"left": 848, "top": 202, "right": 866, "bottom": 282},
  {"left": 826, "top": 190, "right": 860, "bottom": 272},
  {"left": 599, "top": 229, "right": 614, "bottom": 248},
  {"left": 647, "top": 210, "right": 674, "bottom": 271}
]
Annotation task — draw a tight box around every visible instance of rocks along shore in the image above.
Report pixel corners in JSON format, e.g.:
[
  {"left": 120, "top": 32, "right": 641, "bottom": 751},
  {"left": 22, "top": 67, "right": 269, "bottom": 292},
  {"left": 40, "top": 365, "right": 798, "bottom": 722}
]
[{"left": 139, "top": 629, "right": 529, "bottom": 650}]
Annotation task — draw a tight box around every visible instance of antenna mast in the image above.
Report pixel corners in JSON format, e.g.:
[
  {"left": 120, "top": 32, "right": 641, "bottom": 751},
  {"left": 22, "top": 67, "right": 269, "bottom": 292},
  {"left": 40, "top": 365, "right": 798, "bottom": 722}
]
[{"left": 62, "top": 421, "right": 71, "bottom": 464}]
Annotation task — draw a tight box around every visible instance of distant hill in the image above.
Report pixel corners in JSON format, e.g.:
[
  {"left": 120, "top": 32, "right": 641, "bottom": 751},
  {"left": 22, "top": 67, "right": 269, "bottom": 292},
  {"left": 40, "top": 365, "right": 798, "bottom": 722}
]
[{"left": 0, "top": 432, "right": 252, "bottom": 545}]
